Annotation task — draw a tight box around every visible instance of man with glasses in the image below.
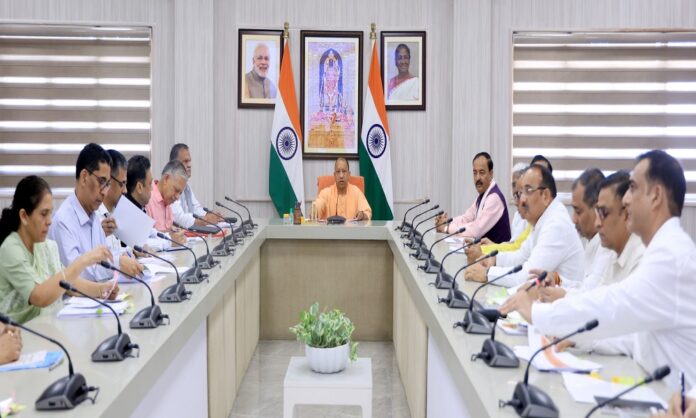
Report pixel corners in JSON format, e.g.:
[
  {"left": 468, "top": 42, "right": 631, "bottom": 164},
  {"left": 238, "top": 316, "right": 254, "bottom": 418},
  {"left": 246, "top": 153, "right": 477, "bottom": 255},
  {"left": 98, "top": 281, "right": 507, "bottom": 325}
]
[
  {"left": 96, "top": 149, "right": 144, "bottom": 278},
  {"left": 49, "top": 143, "right": 125, "bottom": 281},
  {"left": 500, "top": 150, "right": 696, "bottom": 391},
  {"left": 437, "top": 152, "right": 511, "bottom": 243},
  {"left": 465, "top": 164, "right": 584, "bottom": 288}
]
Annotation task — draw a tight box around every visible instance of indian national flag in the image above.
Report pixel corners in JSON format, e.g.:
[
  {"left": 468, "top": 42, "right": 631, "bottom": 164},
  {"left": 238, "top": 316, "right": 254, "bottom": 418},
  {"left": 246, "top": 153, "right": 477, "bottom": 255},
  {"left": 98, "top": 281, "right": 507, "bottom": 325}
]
[
  {"left": 359, "top": 39, "right": 394, "bottom": 220},
  {"left": 269, "top": 39, "right": 305, "bottom": 216}
]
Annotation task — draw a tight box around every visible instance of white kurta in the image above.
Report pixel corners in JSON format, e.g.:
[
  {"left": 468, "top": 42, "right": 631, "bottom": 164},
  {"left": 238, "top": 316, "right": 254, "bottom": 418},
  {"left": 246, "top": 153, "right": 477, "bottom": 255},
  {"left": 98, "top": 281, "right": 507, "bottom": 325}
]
[
  {"left": 488, "top": 198, "right": 585, "bottom": 287},
  {"left": 532, "top": 218, "right": 696, "bottom": 390}
]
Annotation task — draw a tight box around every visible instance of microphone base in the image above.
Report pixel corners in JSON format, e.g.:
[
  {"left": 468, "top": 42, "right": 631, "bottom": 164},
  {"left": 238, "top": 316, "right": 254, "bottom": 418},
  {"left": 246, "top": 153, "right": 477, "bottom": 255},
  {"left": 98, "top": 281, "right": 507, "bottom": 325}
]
[
  {"left": 459, "top": 310, "right": 494, "bottom": 334},
  {"left": 129, "top": 305, "right": 165, "bottom": 329},
  {"left": 445, "top": 289, "right": 478, "bottom": 309},
  {"left": 181, "top": 266, "right": 206, "bottom": 284},
  {"left": 159, "top": 283, "right": 191, "bottom": 303},
  {"left": 510, "top": 382, "right": 559, "bottom": 418},
  {"left": 473, "top": 339, "right": 519, "bottom": 368},
  {"left": 91, "top": 333, "right": 134, "bottom": 362},
  {"left": 434, "top": 272, "right": 456, "bottom": 289},
  {"left": 415, "top": 248, "right": 431, "bottom": 261},
  {"left": 212, "top": 245, "right": 234, "bottom": 257},
  {"left": 424, "top": 259, "right": 441, "bottom": 274},
  {"left": 197, "top": 254, "right": 218, "bottom": 270},
  {"left": 35, "top": 373, "right": 89, "bottom": 410}
]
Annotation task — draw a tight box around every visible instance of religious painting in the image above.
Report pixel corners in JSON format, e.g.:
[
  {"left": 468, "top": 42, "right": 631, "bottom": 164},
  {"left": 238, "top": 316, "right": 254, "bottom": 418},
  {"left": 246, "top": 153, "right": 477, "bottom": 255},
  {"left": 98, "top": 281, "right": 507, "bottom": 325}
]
[
  {"left": 300, "top": 30, "right": 363, "bottom": 158},
  {"left": 381, "top": 31, "right": 426, "bottom": 110},
  {"left": 238, "top": 29, "right": 283, "bottom": 108}
]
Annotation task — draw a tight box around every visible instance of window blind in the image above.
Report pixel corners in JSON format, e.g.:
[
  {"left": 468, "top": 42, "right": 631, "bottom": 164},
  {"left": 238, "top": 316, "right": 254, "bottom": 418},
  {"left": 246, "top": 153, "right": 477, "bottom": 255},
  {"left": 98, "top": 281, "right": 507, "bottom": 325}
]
[
  {"left": 0, "top": 24, "right": 151, "bottom": 197},
  {"left": 512, "top": 31, "right": 696, "bottom": 199}
]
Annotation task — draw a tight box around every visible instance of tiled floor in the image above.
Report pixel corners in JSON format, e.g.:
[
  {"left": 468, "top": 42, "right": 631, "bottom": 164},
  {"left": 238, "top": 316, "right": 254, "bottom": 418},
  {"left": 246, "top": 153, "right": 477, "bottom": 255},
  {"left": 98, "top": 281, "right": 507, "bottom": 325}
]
[{"left": 229, "top": 340, "right": 412, "bottom": 418}]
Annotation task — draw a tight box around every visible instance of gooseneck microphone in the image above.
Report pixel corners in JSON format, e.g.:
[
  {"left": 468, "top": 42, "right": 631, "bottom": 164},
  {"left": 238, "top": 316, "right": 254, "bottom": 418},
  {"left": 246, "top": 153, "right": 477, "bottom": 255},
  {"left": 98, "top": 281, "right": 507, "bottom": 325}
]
[
  {"left": 0, "top": 313, "right": 99, "bottom": 410},
  {"left": 58, "top": 280, "right": 139, "bottom": 362},
  {"left": 133, "top": 245, "right": 192, "bottom": 303},
  {"left": 585, "top": 365, "right": 670, "bottom": 418},
  {"left": 431, "top": 238, "right": 484, "bottom": 289},
  {"left": 411, "top": 217, "right": 452, "bottom": 260},
  {"left": 173, "top": 221, "right": 219, "bottom": 267},
  {"left": 398, "top": 198, "right": 429, "bottom": 231},
  {"left": 407, "top": 210, "right": 444, "bottom": 249},
  {"left": 203, "top": 206, "right": 239, "bottom": 250},
  {"left": 100, "top": 261, "right": 169, "bottom": 329},
  {"left": 438, "top": 250, "right": 501, "bottom": 307},
  {"left": 471, "top": 313, "right": 520, "bottom": 368},
  {"left": 155, "top": 232, "right": 205, "bottom": 283},
  {"left": 215, "top": 201, "right": 249, "bottom": 240},
  {"left": 202, "top": 206, "right": 237, "bottom": 226},
  {"left": 418, "top": 227, "right": 467, "bottom": 273},
  {"left": 225, "top": 195, "right": 257, "bottom": 230},
  {"left": 455, "top": 265, "right": 526, "bottom": 333},
  {"left": 502, "top": 319, "right": 599, "bottom": 418},
  {"left": 403, "top": 204, "right": 440, "bottom": 240},
  {"left": 191, "top": 214, "right": 233, "bottom": 258}
]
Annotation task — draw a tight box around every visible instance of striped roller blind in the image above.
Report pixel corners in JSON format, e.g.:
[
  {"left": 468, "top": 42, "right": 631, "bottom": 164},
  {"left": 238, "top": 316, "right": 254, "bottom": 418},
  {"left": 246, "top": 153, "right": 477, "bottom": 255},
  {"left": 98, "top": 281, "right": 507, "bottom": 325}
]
[
  {"left": 512, "top": 31, "right": 696, "bottom": 198},
  {"left": 0, "top": 23, "right": 151, "bottom": 197}
]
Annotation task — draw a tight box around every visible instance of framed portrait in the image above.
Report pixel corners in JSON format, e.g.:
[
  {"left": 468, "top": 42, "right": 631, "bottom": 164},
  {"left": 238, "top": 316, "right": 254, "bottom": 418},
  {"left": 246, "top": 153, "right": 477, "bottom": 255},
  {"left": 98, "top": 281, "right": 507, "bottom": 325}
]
[
  {"left": 238, "top": 29, "right": 284, "bottom": 109},
  {"left": 300, "top": 30, "right": 363, "bottom": 158},
  {"left": 380, "top": 31, "right": 426, "bottom": 110}
]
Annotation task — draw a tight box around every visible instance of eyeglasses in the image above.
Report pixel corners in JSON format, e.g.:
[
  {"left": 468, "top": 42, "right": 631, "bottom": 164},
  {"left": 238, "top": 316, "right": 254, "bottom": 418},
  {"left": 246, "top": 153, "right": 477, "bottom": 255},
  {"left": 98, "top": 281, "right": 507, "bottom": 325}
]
[
  {"left": 110, "top": 175, "right": 126, "bottom": 190},
  {"left": 595, "top": 205, "right": 624, "bottom": 221},
  {"left": 88, "top": 171, "right": 111, "bottom": 191},
  {"left": 521, "top": 185, "right": 547, "bottom": 196}
]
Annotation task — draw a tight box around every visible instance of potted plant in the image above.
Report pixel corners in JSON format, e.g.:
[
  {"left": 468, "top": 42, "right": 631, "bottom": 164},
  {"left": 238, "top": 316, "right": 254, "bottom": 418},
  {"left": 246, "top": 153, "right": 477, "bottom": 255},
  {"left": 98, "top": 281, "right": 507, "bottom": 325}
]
[{"left": 289, "top": 302, "right": 358, "bottom": 373}]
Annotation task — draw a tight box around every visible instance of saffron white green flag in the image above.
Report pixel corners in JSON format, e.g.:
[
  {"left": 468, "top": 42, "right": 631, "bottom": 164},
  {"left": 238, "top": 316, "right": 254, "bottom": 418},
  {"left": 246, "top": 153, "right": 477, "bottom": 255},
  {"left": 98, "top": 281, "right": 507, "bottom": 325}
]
[
  {"left": 359, "top": 39, "right": 394, "bottom": 220},
  {"left": 269, "top": 39, "right": 305, "bottom": 216}
]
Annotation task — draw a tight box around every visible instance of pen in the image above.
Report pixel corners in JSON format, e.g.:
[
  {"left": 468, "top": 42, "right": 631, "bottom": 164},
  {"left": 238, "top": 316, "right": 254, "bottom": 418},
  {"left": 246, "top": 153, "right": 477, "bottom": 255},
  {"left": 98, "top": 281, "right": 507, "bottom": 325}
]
[
  {"left": 526, "top": 278, "right": 540, "bottom": 292},
  {"left": 681, "top": 371, "right": 686, "bottom": 415}
]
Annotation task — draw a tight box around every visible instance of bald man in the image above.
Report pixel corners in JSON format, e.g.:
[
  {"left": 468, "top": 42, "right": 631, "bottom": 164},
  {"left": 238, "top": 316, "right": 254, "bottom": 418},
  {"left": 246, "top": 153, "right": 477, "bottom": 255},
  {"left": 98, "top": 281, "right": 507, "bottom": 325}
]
[
  {"left": 244, "top": 43, "right": 277, "bottom": 99},
  {"left": 311, "top": 158, "right": 372, "bottom": 221}
]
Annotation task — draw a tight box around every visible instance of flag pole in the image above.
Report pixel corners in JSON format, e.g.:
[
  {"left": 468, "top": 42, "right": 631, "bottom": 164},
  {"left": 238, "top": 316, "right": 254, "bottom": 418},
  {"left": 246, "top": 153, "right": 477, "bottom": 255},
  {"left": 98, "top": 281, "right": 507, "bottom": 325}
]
[{"left": 370, "top": 23, "right": 376, "bottom": 40}]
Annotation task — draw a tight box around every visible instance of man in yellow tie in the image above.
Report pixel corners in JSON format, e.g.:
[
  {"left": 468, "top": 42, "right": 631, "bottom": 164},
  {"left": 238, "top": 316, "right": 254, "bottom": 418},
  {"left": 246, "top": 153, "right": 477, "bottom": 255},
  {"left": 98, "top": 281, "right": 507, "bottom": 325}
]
[{"left": 311, "top": 158, "right": 372, "bottom": 221}]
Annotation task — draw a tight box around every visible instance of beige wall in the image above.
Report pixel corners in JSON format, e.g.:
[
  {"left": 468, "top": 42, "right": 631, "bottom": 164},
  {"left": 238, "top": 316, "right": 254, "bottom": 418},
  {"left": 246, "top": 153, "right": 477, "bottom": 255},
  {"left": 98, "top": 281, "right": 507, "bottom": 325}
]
[{"left": 2, "top": 0, "right": 696, "bottom": 235}]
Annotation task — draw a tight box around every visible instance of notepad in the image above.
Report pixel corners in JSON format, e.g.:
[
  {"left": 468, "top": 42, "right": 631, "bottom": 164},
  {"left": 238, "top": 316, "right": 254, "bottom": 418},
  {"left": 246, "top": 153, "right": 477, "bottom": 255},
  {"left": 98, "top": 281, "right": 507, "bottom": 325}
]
[
  {"left": 0, "top": 350, "right": 63, "bottom": 373},
  {"left": 514, "top": 327, "right": 603, "bottom": 373},
  {"left": 562, "top": 372, "right": 667, "bottom": 408},
  {"left": 58, "top": 298, "right": 129, "bottom": 318}
]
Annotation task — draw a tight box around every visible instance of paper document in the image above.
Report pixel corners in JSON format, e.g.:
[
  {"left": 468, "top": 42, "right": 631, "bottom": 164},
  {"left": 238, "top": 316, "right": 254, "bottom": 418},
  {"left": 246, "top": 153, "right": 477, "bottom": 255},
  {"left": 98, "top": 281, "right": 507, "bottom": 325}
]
[
  {"left": 562, "top": 372, "right": 667, "bottom": 407},
  {"left": 112, "top": 197, "right": 155, "bottom": 248},
  {"left": 0, "top": 350, "right": 63, "bottom": 372},
  {"left": 448, "top": 245, "right": 465, "bottom": 253},
  {"left": 58, "top": 298, "right": 129, "bottom": 318},
  {"left": 496, "top": 312, "right": 529, "bottom": 336},
  {"left": 142, "top": 261, "right": 190, "bottom": 276},
  {"left": 445, "top": 237, "right": 464, "bottom": 244},
  {"left": 514, "top": 327, "right": 603, "bottom": 372},
  {"left": 117, "top": 269, "right": 160, "bottom": 284}
]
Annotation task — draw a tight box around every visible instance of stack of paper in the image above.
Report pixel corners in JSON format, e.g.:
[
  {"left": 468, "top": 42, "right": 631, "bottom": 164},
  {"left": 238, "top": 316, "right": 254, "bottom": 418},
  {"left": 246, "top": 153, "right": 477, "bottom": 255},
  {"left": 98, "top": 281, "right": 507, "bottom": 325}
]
[
  {"left": 514, "top": 327, "right": 603, "bottom": 373},
  {"left": 58, "top": 296, "right": 129, "bottom": 318},
  {"left": 496, "top": 312, "right": 529, "bottom": 336},
  {"left": 562, "top": 372, "right": 667, "bottom": 407},
  {"left": 117, "top": 269, "right": 160, "bottom": 284},
  {"left": 141, "top": 262, "right": 190, "bottom": 276},
  {"left": 0, "top": 350, "right": 63, "bottom": 372}
]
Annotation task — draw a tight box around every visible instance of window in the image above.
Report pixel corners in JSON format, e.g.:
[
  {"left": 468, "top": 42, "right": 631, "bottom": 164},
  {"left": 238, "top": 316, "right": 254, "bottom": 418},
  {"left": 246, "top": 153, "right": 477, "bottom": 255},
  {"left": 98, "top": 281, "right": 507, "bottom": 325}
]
[
  {"left": 512, "top": 31, "right": 696, "bottom": 199},
  {"left": 0, "top": 24, "right": 151, "bottom": 197}
]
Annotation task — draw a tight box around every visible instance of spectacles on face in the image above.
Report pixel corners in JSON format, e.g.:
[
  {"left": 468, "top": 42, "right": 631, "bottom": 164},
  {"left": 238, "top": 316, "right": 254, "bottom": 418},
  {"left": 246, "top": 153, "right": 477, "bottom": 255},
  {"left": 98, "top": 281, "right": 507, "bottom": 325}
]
[
  {"left": 110, "top": 175, "right": 126, "bottom": 190},
  {"left": 88, "top": 171, "right": 111, "bottom": 191},
  {"left": 595, "top": 205, "right": 624, "bottom": 222},
  {"left": 521, "top": 185, "right": 547, "bottom": 196}
]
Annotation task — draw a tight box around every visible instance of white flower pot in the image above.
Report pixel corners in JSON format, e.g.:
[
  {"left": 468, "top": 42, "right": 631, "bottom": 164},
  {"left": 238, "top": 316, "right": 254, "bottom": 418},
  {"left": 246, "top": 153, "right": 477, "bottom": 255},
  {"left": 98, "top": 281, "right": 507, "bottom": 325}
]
[{"left": 305, "top": 343, "right": 349, "bottom": 373}]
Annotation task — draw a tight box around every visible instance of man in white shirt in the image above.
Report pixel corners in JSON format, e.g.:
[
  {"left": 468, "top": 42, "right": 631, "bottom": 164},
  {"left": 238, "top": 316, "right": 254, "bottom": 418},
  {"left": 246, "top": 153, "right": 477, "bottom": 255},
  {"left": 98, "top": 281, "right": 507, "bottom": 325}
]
[
  {"left": 465, "top": 164, "right": 585, "bottom": 287},
  {"left": 509, "top": 163, "right": 529, "bottom": 240},
  {"left": 169, "top": 143, "right": 219, "bottom": 228},
  {"left": 501, "top": 150, "right": 696, "bottom": 390}
]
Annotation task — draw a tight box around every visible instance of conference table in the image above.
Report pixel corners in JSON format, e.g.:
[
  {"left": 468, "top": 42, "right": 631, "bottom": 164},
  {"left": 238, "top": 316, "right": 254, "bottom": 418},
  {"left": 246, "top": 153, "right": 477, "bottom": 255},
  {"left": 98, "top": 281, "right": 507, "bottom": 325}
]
[{"left": 0, "top": 219, "right": 671, "bottom": 417}]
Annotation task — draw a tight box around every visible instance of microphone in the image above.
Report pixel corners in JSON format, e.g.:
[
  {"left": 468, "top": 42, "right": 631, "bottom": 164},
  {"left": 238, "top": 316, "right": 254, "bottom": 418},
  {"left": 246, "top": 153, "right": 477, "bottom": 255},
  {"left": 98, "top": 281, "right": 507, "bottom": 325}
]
[
  {"left": 203, "top": 206, "right": 239, "bottom": 252},
  {"left": 192, "top": 214, "right": 233, "bottom": 258},
  {"left": 58, "top": 280, "right": 139, "bottom": 362},
  {"left": 455, "top": 265, "right": 528, "bottom": 333},
  {"left": 502, "top": 319, "right": 599, "bottom": 418},
  {"left": 173, "top": 221, "right": 220, "bottom": 266},
  {"left": 419, "top": 227, "right": 467, "bottom": 273},
  {"left": 406, "top": 209, "right": 443, "bottom": 249},
  {"left": 133, "top": 245, "right": 192, "bottom": 303},
  {"left": 433, "top": 244, "right": 498, "bottom": 289},
  {"left": 156, "top": 232, "right": 206, "bottom": 283},
  {"left": 100, "top": 261, "right": 169, "bottom": 329},
  {"left": 224, "top": 195, "right": 257, "bottom": 231},
  {"left": 585, "top": 365, "right": 670, "bottom": 418},
  {"left": 216, "top": 201, "right": 249, "bottom": 240},
  {"left": 0, "top": 313, "right": 99, "bottom": 410},
  {"left": 431, "top": 238, "right": 483, "bottom": 289},
  {"left": 471, "top": 313, "right": 520, "bottom": 368},
  {"left": 438, "top": 250, "right": 500, "bottom": 307},
  {"left": 402, "top": 204, "right": 439, "bottom": 240},
  {"left": 397, "top": 198, "right": 429, "bottom": 231},
  {"left": 410, "top": 217, "right": 452, "bottom": 260}
]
